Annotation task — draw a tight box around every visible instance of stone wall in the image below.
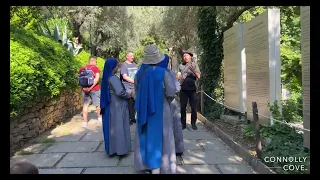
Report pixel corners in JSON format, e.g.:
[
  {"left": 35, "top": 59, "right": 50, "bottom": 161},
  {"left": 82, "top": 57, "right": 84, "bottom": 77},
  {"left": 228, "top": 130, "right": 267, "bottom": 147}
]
[{"left": 10, "top": 89, "right": 82, "bottom": 155}]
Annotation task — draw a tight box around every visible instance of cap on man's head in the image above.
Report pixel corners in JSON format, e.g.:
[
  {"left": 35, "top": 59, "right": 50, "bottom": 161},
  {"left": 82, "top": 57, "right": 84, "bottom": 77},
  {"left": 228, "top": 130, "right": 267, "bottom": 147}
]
[{"left": 182, "top": 50, "right": 193, "bottom": 57}]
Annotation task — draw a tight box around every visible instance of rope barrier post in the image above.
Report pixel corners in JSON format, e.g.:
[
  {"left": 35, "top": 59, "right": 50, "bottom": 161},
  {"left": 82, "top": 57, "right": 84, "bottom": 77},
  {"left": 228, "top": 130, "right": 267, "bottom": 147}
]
[
  {"left": 252, "top": 102, "right": 262, "bottom": 159},
  {"left": 244, "top": 112, "right": 250, "bottom": 124},
  {"left": 201, "top": 85, "right": 204, "bottom": 114}
]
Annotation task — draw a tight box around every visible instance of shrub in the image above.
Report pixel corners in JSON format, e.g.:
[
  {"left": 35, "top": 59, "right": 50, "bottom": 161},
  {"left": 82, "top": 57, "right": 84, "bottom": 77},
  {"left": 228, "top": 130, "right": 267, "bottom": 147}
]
[
  {"left": 10, "top": 25, "right": 105, "bottom": 118},
  {"left": 241, "top": 100, "right": 309, "bottom": 174}
]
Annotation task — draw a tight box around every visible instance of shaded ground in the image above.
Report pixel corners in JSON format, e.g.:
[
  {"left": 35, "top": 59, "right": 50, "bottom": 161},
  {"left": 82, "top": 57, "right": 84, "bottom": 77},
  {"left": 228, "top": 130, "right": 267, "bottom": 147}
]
[
  {"left": 210, "top": 119, "right": 257, "bottom": 156},
  {"left": 10, "top": 105, "right": 256, "bottom": 174}
]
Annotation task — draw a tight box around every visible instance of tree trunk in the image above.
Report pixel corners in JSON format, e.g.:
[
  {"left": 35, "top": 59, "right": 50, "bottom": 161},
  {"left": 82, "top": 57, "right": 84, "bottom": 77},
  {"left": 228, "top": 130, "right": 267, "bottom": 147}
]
[
  {"left": 221, "top": 6, "right": 254, "bottom": 32},
  {"left": 71, "top": 19, "right": 83, "bottom": 44},
  {"left": 114, "top": 47, "right": 122, "bottom": 60},
  {"left": 91, "top": 45, "right": 97, "bottom": 56}
]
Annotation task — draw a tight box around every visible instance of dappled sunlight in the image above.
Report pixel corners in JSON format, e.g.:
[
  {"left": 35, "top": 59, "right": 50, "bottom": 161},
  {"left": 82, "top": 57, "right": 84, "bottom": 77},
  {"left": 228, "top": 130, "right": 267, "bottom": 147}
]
[
  {"left": 226, "top": 156, "right": 244, "bottom": 164},
  {"left": 183, "top": 139, "right": 202, "bottom": 150},
  {"left": 43, "top": 141, "right": 100, "bottom": 153},
  {"left": 83, "top": 167, "right": 135, "bottom": 174},
  {"left": 39, "top": 168, "right": 83, "bottom": 174},
  {"left": 183, "top": 131, "right": 216, "bottom": 140},
  {"left": 181, "top": 150, "right": 206, "bottom": 165},
  {"left": 19, "top": 143, "right": 52, "bottom": 155},
  {"left": 217, "top": 164, "right": 255, "bottom": 174},
  {"left": 198, "top": 139, "right": 229, "bottom": 150},
  {"left": 56, "top": 152, "right": 120, "bottom": 168},
  {"left": 177, "top": 165, "right": 220, "bottom": 174},
  {"left": 11, "top": 107, "right": 253, "bottom": 173},
  {"left": 10, "top": 153, "right": 66, "bottom": 168}
]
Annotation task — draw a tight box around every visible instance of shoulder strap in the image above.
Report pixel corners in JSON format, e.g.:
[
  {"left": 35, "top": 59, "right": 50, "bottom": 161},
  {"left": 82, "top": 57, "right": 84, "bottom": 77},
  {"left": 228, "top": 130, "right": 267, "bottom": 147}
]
[
  {"left": 137, "top": 65, "right": 154, "bottom": 84},
  {"left": 86, "top": 65, "right": 94, "bottom": 70},
  {"left": 181, "top": 62, "right": 192, "bottom": 74}
]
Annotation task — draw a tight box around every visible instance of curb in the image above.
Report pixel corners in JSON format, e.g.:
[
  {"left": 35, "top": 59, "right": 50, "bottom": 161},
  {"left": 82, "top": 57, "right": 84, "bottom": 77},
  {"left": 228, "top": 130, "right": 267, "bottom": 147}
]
[{"left": 197, "top": 112, "right": 276, "bottom": 174}]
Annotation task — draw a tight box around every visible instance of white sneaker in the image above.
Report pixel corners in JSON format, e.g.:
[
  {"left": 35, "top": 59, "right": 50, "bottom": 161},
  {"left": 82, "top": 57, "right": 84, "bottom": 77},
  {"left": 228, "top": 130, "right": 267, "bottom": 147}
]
[
  {"left": 98, "top": 117, "right": 102, "bottom": 122},
  {"left": 82, "top": 122, "right": 88, "bottom": 127}
]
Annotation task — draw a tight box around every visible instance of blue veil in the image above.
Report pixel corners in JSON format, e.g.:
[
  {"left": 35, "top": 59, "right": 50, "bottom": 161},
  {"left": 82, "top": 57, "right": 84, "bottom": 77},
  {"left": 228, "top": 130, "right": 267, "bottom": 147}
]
[{"left": 100, "top": 58, "right": 118, "bottom": 155}]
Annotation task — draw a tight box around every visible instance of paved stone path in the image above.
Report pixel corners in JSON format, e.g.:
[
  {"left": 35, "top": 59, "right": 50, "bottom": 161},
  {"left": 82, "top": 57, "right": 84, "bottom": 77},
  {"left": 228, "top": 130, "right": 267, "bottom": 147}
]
[{"left": 10, "top": 106, "right": 256, "bottom": 174}]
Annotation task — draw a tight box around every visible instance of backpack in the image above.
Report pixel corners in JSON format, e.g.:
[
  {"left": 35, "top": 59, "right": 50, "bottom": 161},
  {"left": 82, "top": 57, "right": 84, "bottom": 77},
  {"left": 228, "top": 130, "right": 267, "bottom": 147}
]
[{"left": 78, "top": 66, "right": 95, "bottom": 87}]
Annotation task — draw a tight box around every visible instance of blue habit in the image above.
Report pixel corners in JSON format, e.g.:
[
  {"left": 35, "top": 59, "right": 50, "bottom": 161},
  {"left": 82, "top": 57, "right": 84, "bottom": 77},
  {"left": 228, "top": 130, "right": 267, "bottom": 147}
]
[
  {"left": 157, "top": 54, "right": 169, "bottom": 70},
  {"left": 100, "top": 58, "right": 118, "bottom": 155},
  {"left": 134, "top": 64, "right": 166, "bottom": 169}
]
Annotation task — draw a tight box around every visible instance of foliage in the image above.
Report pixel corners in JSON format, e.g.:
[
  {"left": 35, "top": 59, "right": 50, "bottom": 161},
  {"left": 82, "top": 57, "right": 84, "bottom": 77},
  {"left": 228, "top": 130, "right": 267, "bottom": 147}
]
[
  {"left": 10, "top": 25, "right": 80, "bottom": 117},
  {"left": 47, "top": 6, "right": 167, "bottom": 58},
  {"left": 197, "top": 6, "right": 224, "bottom": 118},
  {"left": 242, "top": 100, "right": 309, "bottom": 174},
  {"left": 237, "top": 6, "right": 267, "bottom": 23},
  {"left": 267, "top": 98, "right": 302, "bottom": 123},
  {"left": 10, "top": 6, "right": 43, "bottom": 31},
  {"left": 278, "top": 6, "right": 301, "bottom": 93},
  {"left": 126, "top": 6, "right": 165, "bottom": 52},
  {"left": 46, "top": 6, "right": 103, "bottom": 44},
  {"left": 127, "top": 36, "right": 169, "bottom": 66},
  {"left": 242, "top": 123, "right": 255, "bottom": 138},
  {"left": 36, "top": 15, "right": 84, "bottom": 56},
  {"left": 262, "top": 101, "right": 310, "bottom": 174},
  {"left": 161, "top": 6, "right": 199, "bottom": 50},
  {"left": 45, "top": 17, "right": 73, "bottom": 39},
  {"left": 79, "top": 6, "right": 133, "bottom": 58},
  {"left": 161, "top": 6, "right": 199, "bottom": 71},
  {"left": 133, "top": 46, "right": 144, "bottom": 65},
  {"left": 281, "top": 100, "right": 303, "bottom": 123}
]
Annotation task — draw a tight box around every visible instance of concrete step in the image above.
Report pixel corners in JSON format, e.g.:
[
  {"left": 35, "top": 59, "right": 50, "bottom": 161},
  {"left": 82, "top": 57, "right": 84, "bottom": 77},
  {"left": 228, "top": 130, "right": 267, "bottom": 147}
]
[{"left": 221, "top": 115, "right": 246, "bottom": 125}]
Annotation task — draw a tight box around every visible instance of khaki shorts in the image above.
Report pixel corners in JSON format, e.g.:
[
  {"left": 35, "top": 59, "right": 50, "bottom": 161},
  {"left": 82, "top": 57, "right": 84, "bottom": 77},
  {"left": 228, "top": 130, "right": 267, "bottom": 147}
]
[{"left": 82, "top": 90, "right": 100, "bottom": 106}]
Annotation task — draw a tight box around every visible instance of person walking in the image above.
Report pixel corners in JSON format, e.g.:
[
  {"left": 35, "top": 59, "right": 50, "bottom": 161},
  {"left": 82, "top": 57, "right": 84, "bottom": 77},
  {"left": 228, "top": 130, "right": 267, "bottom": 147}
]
[{"left": 78, "top": 56, "right": 102, "bottom": 128}]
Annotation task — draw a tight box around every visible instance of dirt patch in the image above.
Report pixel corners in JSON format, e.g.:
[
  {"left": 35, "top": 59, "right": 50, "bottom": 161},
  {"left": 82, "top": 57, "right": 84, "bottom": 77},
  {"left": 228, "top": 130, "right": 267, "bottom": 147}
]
[{"left": 210, "top": 119, "right": 257, "bottom": 156}]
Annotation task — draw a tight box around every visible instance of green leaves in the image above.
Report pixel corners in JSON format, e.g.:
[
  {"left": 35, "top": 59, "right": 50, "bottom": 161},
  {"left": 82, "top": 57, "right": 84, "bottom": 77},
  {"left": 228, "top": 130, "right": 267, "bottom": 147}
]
[
  {"left": 53, "top": 23, "right": 61, "bottom": 42},
  {"left": 10, "top": 6, "right": 42, "bottom": 30},
  {"left": 197, "top": 6, "right": 225, "bottom": 117},
  {"left": 258, "top": 100, "right": 309, "bottom": 174},
  {"left": 10, "top": 24, "right": 81, "bottom": 117}
]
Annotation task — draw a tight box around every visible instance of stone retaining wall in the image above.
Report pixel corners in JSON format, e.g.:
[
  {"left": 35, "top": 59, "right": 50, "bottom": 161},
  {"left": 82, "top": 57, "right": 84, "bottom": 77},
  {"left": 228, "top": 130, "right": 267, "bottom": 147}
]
[{"left": 10, "top": 89, "right": 82, "bottom": 155}]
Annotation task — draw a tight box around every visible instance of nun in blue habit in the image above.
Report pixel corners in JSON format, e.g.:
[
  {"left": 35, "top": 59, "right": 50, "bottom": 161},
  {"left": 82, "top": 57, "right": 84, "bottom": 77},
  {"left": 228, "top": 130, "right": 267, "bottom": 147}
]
[
  {"left": 157, "top": 54, "right": 184, "bottom": 155},
  {"left": 133, "top": 45, "right": 177, "bottom": 174},
  {"left": 100, "top": 58, "right": 131, "bottom": 156}
]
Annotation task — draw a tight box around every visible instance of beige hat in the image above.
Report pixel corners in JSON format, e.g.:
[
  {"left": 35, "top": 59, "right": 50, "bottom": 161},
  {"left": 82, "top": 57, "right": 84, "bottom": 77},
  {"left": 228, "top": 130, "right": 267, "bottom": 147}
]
[{"left": 141, "top": 44, "right": 165, "bottom": 64}]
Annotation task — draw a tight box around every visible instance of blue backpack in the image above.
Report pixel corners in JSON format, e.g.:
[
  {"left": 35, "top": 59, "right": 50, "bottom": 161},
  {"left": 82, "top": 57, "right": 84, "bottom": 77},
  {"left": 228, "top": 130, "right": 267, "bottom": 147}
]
[{"left": 78, "top": 66, "right": 95, "bottom": 87}]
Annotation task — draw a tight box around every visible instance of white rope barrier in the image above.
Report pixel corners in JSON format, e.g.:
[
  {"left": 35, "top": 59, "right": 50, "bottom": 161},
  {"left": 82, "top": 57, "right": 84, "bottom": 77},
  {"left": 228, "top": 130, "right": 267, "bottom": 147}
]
[{"left": 198, "top": 90, "right": 310, "bottom": 132}]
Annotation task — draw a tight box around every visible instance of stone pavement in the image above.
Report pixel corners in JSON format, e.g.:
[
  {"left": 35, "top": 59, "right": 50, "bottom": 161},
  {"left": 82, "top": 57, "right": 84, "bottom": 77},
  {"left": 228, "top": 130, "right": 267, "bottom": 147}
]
[{"left": 10, "top": 106, "right": 256, "bottom": 174}]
